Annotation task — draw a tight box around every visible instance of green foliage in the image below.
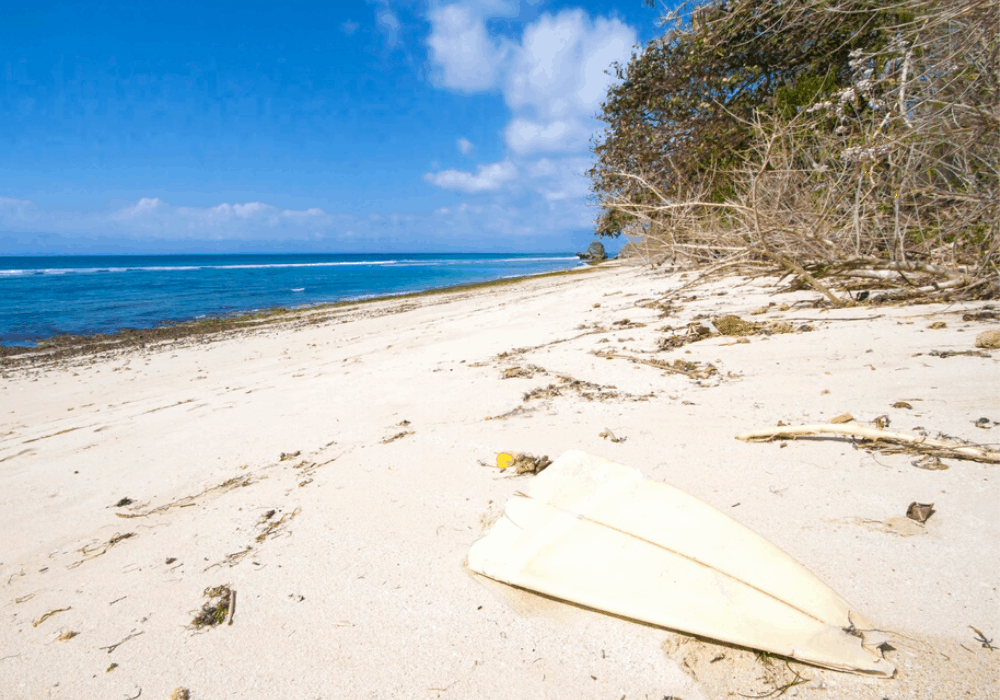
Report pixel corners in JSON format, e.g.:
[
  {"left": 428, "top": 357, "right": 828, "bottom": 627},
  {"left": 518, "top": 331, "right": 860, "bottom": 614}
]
[{"left": 589, "top": 0, "right": 905, "bottom": 235}]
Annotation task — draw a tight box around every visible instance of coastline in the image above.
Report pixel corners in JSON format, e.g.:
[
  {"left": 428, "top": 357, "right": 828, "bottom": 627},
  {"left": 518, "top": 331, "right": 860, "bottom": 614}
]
[
  {"left": 0, "top": 264, "right": 596, "bottom": 365},
  {"left": 1, "top": 262, "right": 997, "bottom": 698}
]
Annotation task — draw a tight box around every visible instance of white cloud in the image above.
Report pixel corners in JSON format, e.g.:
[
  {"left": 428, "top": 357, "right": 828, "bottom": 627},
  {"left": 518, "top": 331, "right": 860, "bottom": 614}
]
[
  {"left": 426, "top": 4, "right": 635, "bottom": 156},
  {"left": 524, "top": 156, "right": 593, "bottom": 202},
  {"left": 282, "top": 207, "right": 325, "bottom": 219},
  {"left": 376, "top": 9, "right": 401, "bottom": 46},
  {"left": 504, "top": 117, "right": 593, "bottom": 155},
  {"left": 502, "top": 11, "right": 634, "bottom": 153},
  {"left": 111, "top": 197, "right": 164, "bottom": 220},
  {"left": 457, "top": 137, "right": 475, "bottom": 156},
  {"left": 100, "top": 198, "right": 334, "bottom": 238},
  {"left": 423, "top": 160, "right": 517, "bottom": 193},
  {"left": 427, "top": 3, "right": 514, "bottom": 91}
]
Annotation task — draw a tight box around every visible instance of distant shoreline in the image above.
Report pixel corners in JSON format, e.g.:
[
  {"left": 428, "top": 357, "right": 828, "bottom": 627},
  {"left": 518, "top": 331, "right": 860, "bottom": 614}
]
[
  {"left": 0, "top": 264, "right": 602, "bottom": 365},
  {"left": 0, "top": 252, "right": 588, "bottom": 352}
]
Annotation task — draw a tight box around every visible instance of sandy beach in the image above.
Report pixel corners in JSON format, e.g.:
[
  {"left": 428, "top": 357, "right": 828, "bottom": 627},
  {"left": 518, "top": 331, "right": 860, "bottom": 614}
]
[{"left": 1, "top": 263, "right": 997, "bottom": 699}]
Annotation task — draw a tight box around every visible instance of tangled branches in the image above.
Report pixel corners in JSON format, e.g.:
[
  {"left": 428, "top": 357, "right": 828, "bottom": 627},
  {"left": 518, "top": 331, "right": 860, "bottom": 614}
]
[{"left": 592, "top": 0, "right": 998, "bottom": 302}]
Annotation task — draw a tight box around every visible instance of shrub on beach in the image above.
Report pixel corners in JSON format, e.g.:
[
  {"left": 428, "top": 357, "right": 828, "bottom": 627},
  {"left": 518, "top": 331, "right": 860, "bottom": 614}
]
[{"left": 590, "top": 0, "right": 998, "bottom": 301}]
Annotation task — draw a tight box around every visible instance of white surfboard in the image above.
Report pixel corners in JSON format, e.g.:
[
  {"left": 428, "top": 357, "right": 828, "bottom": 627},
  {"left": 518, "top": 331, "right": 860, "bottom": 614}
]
[{"left": 468, "top": 451, "right": 893, "bottom": 676}]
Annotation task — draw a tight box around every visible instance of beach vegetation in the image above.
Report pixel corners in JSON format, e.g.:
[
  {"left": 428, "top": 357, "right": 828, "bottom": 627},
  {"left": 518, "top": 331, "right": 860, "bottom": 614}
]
[{"left": 590, "top": 0, "right": 998, "bottom": 302}]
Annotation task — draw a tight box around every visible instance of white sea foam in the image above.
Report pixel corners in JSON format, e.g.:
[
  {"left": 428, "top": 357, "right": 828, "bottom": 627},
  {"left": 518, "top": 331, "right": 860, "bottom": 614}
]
[{"left": 0, "top": 257, "right": 575, "bottom": 277}]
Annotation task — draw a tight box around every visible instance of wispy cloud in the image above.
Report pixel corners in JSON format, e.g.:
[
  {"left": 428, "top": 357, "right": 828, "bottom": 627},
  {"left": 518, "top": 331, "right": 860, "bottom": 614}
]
[
  {"left": 423, "top": 160, "right": 517, "bottom": 193},
  {"left": 0, "top": 196, "right": 38, "bottom": 222},
  {"left": 457, "top": 137, "right": 475, "bottom": 156},
  {"left": 112, "top": 197, "right": 164, "bottom": 220}
]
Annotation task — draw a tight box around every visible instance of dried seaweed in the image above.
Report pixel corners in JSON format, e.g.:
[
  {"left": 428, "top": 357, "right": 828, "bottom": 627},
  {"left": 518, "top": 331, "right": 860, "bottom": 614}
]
[{"left": 191, "top": 585, "right": 233, "bottom": 628}]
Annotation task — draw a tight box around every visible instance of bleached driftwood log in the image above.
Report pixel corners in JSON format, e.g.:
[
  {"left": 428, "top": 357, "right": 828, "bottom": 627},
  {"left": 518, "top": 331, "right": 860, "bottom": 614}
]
[{"left": 736, "top": 423, "right": 1000, "bottom": 464}]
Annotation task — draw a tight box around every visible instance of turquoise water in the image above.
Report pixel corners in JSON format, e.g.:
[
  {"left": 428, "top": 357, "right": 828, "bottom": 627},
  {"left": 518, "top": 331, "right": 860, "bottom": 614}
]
[{"left": 0, "top": 253, "right": 580, "bottom": 345}]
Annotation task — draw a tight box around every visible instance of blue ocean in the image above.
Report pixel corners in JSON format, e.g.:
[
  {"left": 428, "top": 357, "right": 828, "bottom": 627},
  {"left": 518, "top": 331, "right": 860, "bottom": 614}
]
[{"left": 0, "top": 253, "right": 580, "bottom": 346}]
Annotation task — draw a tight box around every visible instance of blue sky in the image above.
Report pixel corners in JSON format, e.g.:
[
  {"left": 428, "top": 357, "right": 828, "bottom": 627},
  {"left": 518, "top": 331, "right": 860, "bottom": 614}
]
[{"left": 0, "top": 0, "right": 663, "bottom": 254}]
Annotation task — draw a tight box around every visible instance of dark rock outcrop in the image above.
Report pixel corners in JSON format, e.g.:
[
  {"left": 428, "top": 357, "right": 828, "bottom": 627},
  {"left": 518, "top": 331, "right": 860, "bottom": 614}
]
[{"left": 576, "top": 241, "right": 608, "bottom": 262}]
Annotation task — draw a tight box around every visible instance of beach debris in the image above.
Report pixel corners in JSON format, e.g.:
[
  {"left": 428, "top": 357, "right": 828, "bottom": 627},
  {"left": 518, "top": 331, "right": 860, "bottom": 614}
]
[
  {"left": 115, "top": 474, "right": 253, "bottom": 519},
  {"left": 69, "top": 532, "right": 135, "bottom": 568},
  {"left": 714, "top": 315, "right": 756, "bottom": 336},
  {"left": 114, "top": 497, "right": 134, "bottom": 507},
  {"left": 892, "top": 401, "right": 913, "bottom": 409},
  {"left": 873, "top": 415, "right": 890, "bottom": 429},
  {"left": 491, "top": 452, "right": 551, "bottom": 475},
  {"left": 191, "top": 585, "right": 234, "bottom": 629},
  {"left": 928, "top": 321, "right": 947, "bottom": 329},
  {"left": 612, "top": 318, "right": 645, "bottom": 328},
  {"left": 735, "top": 423, "right": 1000, "bottom": 463},
  {"left": 56, "top": 630, "right": 78, "bottom": 641},
  {"left": 830, "top": 413, "right": 854, "bottom": 424},
  {"left": 975, "top": 330, "right": 1000, "bottom": 349},
  {"left": 599, "top": 428, "right": 627, "bottom": 443},
  {"left": 513, "top": 453, "right": 552, "bottom": 475},
  {"left": 485, "top": 405, "right": 534, "bottom": 421},
  {"left": 523, "top": 375, "right": 622, "bottom": 402},
  {"left": 100, "top": 630, "right": 144, "bottom": 653},
  {"left": 906, "top": 502, "right": 935, "bottom": 524},
  {"left": 501, "top": 365, "right": 545, "bottom": 379},
  {"left": 975, "top": 417, "right": 993, "bottom": 429},
  {"left": 911, "top": 455, "right": 949, "bottom": 471},
  {"left": 928, "top": 348, "right": 990, "bottom": 358},
  {"left": 657, "top": 322, "right": 712, "bottom": 350},
  {"left": 279, "top": 450, "right": 301, "bottom": 461},
  {"left": 106, "top": 663, "right": 118, "bottom": 672},
  {"left": 205, "top": 546, "right": 253, "bottom": 572},
  {"left": 33, "top": 607, "right": 70, "bottom": 627},
  {"left": 170, "top": 689, "right": 191, "bottom": 700},
  {"left": 165, "top": 557, "right": 177, "bottom": 565},
  {"left": 970, "top": 626, "right": 995, "bottom": 651},
  {"left": 592, "top": 350, "right": 718, "bottom": 380},
  {"left": 397, "top": 419, "right": 411, "bottom": 426},
  {"left": 256, "top": 507, "right": 300, "bottom": 542},
  {"left": 380, "top": 430, "right": 413, "bottom": 444},
  {"left": 964, "top": 310, "right": 998, "bottom": 322}
]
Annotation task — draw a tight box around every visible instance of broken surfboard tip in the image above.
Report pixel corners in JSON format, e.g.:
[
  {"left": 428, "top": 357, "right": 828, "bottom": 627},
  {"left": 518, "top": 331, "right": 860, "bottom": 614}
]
[{"left": 468, "top": 450, "right": 894, "bottom": 677}]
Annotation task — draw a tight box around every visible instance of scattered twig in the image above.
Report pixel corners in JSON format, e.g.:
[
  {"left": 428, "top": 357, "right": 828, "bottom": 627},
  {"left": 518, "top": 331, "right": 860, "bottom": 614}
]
[
  {"left": 116, "top": 475, "right": 253, "bottom": 519},
  {"left": 69, "top": 532, "right": 136, "bottom": 568},
  {"left": 33, "top": 607, "right": 71, "bottom": 627},
  {"left": 226, "top": 589, "right": 236, "bottom": 625},
  {"left": 100, "top": 630, "right": 144, "bottom": 653},
  {"left": 970, "top": 626, "right": 995, "bottom": 650},
  {"left": 736, "top": 423, "right": 1000, "bottom": 463}
]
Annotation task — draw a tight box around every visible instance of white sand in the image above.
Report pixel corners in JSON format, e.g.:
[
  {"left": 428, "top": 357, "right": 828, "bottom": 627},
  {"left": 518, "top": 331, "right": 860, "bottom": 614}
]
[{"left": 1, "top": 264, "right": 997, "bottom": 699}]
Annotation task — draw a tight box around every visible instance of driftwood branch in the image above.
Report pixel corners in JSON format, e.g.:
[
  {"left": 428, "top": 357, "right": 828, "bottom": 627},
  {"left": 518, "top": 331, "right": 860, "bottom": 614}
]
[{"left": 736, "top": 423, "right": 1000, "bottom": 463}]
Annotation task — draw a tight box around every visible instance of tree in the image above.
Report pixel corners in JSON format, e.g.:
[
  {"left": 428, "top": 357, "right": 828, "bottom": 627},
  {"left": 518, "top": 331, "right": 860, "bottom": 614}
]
[{"left": 589, "top": 0, "right": 997, "bottom": 301}]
